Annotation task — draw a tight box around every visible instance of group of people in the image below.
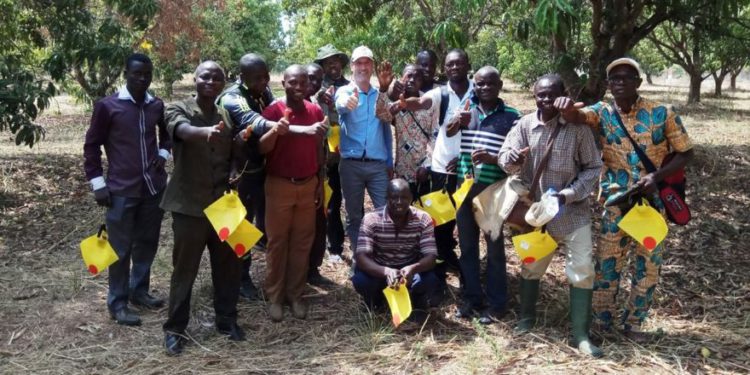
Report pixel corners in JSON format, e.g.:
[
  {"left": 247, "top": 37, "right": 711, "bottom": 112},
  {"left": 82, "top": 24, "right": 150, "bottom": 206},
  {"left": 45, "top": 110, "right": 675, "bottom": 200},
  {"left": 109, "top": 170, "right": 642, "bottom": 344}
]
[{"left": 83, "top": 43, "right": 693, "bottom": 358}]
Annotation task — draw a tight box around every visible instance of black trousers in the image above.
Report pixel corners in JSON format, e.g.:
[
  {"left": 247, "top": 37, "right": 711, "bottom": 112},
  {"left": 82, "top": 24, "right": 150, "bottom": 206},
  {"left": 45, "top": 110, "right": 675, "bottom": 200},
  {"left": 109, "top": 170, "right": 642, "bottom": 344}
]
[
  {"left": 163, "top": 213, "right": 241, "bottom": 333},
  {"left": 239, "top": 170, "right": 266, "bottom": 282}
]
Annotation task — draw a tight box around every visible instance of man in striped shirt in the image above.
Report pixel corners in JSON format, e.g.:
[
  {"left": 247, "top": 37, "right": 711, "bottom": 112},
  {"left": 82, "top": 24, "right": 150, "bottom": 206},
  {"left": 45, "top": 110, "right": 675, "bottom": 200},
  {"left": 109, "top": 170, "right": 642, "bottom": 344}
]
[
  {"left": 351, "top": 179, "right": 439, "bottom": 318},
  {"left": 450, "top": 66, "right": 520, "bottom": 324}
]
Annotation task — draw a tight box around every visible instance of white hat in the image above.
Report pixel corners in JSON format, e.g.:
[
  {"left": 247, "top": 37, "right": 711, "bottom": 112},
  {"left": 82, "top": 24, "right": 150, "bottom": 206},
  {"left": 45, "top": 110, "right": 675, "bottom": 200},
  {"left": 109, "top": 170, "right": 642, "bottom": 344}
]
[
  {"left": 351, "top": 45, "right": 374, "bottom": 63},
  {"left": 606, "top": 57, "right": 644, "bottom": 78}
]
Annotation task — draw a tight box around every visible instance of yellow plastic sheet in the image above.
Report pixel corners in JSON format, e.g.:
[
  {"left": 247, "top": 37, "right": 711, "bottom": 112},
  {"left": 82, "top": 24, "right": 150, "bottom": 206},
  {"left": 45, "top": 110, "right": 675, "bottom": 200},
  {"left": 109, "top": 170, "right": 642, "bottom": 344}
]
[
  {"left": 617, "top": 199, "right": 668, "bottom": 251},
  {"left": 383, "top": 282, "right": 412, "bottom": 327},
  {"left": 324, "top": 179, "right": 333, "bottom": 208},
  {"left": 414, "top": 190, "right": 456, "bottom": 226},
  {"left": 204, "top": 190, "right": 247, "bottom": 241},
  {"left": 226, "top": 219, "right": 264, "bottom": 258},
  {"left": 512, "top": 229, "right": 558, "bottom": 265},
  {"left": 80, "top": 225, "right": 119, "bottom": 275},
  {"left": 327, "top": 124, "right": 340, "bottom": 153},
  {"left": 452, "top": 177, "right": 474, "bottom": 209}
]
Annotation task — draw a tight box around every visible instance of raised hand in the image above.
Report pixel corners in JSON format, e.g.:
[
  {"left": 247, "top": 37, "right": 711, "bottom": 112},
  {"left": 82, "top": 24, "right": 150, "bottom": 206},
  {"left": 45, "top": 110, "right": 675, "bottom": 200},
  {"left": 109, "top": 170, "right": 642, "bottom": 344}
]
[
  {"left": 346, "top": 87, "right": 360, "bottom": 110},
  {"left": 376, "top": 60, "right": 395, "bottom": 93}
]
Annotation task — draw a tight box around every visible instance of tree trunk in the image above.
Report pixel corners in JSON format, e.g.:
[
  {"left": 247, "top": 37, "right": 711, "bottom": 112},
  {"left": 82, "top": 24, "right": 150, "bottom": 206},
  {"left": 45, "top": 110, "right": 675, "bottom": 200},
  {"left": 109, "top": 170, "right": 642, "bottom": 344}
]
[
  {"left": 730, "top": 72, "right": 739, "bottom": 91},
  {"left": 687, "top": 71, "right": 703, "bottom": 104},
  {"left": 646, "top": 73, "right": 654, "bottom": 85},
  {"left": 712, "top": 72, "right": 727, "bottom": 97}
]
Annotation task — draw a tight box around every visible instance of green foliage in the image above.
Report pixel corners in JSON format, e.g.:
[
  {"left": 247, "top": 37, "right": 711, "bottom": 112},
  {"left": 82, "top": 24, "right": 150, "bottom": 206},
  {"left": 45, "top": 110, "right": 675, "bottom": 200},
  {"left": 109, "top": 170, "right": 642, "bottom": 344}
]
[
  {"left": 0, "top": 0, "right": 56, "bottom": 147},
  {"left": 200, "top": 0, "right": 284, "bottom": 76},
  {"left": 43, "top": 0, "right": 158, "bottom": 103}
]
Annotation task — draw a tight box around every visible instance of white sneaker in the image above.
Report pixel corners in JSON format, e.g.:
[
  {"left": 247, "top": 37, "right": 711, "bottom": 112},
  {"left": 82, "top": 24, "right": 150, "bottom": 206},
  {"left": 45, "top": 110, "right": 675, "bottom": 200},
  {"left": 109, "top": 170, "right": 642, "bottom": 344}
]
[{"left": 328, "top": 254, "right": 343, "bottom": 264}]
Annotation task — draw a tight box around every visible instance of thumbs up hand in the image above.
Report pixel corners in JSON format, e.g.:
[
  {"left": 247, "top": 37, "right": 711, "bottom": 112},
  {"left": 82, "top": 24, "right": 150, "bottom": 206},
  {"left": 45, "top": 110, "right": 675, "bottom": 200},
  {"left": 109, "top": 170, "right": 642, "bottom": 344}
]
[
  {"left": 206, "top": 120, "right": 225, "bottom": 143},
  {"left": 346, "top": 87, "right": 360, "bottom": 110}
]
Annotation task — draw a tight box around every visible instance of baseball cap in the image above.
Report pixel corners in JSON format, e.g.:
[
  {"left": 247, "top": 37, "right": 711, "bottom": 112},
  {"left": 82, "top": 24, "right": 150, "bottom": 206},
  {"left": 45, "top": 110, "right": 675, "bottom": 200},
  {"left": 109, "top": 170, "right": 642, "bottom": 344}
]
[
  {"left": 351, "top": 46, "right": 374, "bottom": 63},
  {"left": 606, "top": 57, "right": 644, "bottom": 78}
]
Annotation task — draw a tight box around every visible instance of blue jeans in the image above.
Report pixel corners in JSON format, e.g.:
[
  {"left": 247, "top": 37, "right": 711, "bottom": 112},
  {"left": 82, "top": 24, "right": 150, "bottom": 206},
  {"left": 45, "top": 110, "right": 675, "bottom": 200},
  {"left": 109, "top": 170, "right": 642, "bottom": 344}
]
[
  {"left": 456, "top": 183, "right": 508, "bottom": 310},
  {"left": 105, "top": 192, "right": 164, "bottom": 313},
  {"left": 351, "top": 267, "right": 438, "bottom": 310},
  {"left": 339, "top": 159, "right": 388, "bottom": 251}
]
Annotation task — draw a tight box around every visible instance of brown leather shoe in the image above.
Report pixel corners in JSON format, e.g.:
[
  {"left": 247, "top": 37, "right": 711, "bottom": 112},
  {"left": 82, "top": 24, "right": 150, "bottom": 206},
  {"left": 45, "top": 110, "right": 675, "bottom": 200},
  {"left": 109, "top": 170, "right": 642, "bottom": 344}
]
[
  {"left": 268, "top": 303, "right": 284, "bottom": 322},
  {"left": 291, "top": 300, "right": 308, "bottom": 320}
]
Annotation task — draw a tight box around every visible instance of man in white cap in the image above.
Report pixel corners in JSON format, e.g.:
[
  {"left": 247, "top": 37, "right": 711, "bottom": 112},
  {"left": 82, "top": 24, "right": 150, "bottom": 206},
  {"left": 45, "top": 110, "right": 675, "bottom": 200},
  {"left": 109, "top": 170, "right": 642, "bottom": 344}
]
[
  {"left": 335, "top": 45, "right": 394, "bottom": 251},
  {"left": 554, "top": 57, "right": 693, "bottom": 343}
]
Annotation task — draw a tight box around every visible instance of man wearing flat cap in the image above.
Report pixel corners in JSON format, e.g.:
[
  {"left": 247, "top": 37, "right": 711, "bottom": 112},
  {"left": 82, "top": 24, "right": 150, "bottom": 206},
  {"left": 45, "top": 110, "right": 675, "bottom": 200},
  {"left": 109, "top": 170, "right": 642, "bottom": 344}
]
[
  {"left": 313, "top": 44, "right": 349, "bottom": 264},
  {"left": 555, "top": 57, "right": 693, "bottom": 343}
]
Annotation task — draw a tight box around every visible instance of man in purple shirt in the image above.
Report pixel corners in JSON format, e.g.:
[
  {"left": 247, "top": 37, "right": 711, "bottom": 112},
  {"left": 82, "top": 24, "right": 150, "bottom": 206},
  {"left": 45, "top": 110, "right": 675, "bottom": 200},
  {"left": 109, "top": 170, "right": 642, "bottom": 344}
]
[{"left": 83, "top": 53, "right": 171, "bottom": 326}]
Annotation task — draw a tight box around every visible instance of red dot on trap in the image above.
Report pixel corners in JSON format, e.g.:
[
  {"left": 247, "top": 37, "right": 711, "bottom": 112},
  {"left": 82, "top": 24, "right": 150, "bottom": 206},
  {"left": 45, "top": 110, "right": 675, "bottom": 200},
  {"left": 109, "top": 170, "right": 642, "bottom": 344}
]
[
  {"left": 88, "top": 265, "right": 98, "bottom": 275},
  {"left": 392, "top": 316, "right": 401, "bottom": 326},
  {"left": 234, "top": 244, "right": 246, "bottom": 257},
  {"left": 522, "top": 257, "right": 536, "bottom": 264},
  {"left": 218, "top": 227, "right": 230, "bottom": 241},
  {"left": 643, "top": 236, "right": 657, "bottom": 250}
]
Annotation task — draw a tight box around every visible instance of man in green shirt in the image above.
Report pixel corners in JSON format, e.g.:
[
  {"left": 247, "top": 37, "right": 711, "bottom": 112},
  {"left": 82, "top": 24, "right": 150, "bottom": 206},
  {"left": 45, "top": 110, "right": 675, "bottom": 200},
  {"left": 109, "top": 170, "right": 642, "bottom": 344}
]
[{"left": 161, "top": 61, "right": 245, "bottom": 356}]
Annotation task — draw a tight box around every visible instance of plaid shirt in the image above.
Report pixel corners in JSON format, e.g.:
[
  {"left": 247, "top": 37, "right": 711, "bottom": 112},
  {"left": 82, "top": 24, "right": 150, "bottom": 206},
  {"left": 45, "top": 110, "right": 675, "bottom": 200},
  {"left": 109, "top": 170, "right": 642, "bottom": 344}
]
[{"left": 498, "top": 112, "right": 602, "bottom": 237}]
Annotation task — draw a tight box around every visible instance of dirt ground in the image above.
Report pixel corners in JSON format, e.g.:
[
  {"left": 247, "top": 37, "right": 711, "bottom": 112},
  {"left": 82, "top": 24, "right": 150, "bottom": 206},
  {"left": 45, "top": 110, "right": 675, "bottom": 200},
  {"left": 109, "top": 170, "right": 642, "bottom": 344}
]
[{"left": 0, "top": 77, "right": 748, "bottom": 374}]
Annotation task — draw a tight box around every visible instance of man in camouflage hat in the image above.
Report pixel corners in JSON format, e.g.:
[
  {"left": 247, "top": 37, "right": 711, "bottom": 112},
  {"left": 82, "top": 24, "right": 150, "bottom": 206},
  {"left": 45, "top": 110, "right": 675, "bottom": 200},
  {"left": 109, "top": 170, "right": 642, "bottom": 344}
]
[{"left": 313, "top": 45, "right": 350, "bottom": 264}]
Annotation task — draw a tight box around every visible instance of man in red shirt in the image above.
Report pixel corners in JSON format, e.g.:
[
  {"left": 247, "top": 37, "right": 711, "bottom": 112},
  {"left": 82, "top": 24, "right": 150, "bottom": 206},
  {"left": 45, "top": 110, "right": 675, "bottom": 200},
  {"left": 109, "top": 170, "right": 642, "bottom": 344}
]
[{"left": 260, "top": 64, "right": 328, "bottom": 322}]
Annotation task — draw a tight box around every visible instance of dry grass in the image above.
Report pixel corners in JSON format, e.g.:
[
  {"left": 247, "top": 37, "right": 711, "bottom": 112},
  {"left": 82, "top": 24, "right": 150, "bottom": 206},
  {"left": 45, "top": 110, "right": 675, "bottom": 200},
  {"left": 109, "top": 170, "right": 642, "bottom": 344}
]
[{"left": 0, "top": 77, "right": 749, "bottom": 374}]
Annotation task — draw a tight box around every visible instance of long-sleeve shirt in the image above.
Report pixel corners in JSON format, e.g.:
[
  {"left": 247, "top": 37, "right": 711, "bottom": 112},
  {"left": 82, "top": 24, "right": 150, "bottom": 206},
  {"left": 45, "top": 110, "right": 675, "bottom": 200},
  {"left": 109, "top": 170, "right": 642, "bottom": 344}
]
[
  {"left": 334, "top": 84, "right": 393, "bottom": 167},
  {"left": 83, "top": 87, "right": 171, "bottom": 198},
  {"left": 216, "top": 83, "right": 274, "bottom": 173},
  {"left": 160, "top": 98, "right": 233, "bottom": 217},
  {"left": 498, "top": 112, "right": 602, "bottom": 237}
]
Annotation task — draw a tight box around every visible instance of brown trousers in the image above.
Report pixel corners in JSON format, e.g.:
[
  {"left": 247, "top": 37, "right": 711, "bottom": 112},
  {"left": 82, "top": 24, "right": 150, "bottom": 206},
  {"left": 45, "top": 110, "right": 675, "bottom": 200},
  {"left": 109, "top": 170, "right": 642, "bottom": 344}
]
[{"left": 264, "top": 175, "right": 317, "bottom": 304}]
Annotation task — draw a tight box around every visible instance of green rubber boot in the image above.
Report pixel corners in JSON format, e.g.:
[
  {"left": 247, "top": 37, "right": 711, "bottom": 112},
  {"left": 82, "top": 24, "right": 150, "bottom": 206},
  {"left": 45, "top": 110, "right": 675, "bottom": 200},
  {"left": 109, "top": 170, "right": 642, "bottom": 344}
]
[
  {"left": 569, "top": 287, "right": 604, "bottom": 358},
  {"left": 514, "top": 279, "right": 540, "bottom": 333}
]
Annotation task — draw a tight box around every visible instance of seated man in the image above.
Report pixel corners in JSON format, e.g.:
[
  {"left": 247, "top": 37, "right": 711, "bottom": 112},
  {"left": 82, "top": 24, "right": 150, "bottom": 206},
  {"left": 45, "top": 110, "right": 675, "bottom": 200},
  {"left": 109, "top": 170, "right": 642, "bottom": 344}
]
[{"left": 351, "top": 178, "right": 438, "bottom": 320}]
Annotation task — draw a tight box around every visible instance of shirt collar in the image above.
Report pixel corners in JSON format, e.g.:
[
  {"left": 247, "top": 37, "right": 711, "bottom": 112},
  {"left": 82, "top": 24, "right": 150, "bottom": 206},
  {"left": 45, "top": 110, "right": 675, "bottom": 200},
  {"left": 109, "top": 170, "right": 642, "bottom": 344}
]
[
  {"left": 117, "top": 85, "right": 154, "bottom": 104},
  {"left": 532, "top": 110, "right": 565, "bottom": 129},
  {"left": 447, "top": 79, "right": 474, "bottom": 101}
]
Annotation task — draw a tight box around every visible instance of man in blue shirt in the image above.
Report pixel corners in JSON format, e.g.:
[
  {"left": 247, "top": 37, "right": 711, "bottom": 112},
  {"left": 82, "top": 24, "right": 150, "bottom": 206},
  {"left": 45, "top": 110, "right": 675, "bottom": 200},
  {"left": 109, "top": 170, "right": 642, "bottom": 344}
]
[{"left": 335, "top": 45, "right": 394, "bottom": 250}]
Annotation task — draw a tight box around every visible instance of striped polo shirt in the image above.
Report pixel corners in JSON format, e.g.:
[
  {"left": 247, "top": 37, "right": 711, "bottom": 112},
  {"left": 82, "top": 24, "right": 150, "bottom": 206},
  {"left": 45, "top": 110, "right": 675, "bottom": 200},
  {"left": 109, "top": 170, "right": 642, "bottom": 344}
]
[
  {"left": 457, "top": 98, "right": 520, "bottom": 184},
  {"left": 355, "top": 206, "right": 438, "bottom": 267}
]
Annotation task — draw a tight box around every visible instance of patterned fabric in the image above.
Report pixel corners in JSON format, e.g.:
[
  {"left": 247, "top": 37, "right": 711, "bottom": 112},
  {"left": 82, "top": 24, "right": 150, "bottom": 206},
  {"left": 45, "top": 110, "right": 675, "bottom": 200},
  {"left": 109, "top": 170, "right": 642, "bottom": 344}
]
[
  {"left": 592, "top": 205, "right": 664, "bottom": 331},
  {"left": 582, "top": 96, "right": 690, "bottom": 332},
  {"left": 498, "top": 112, "right": 602, "bottom": 238},
  {"left": 456, "top": 98, "right": 520, "bottom": 185},
  {"left": 388, "top": 96, "right": 438, "bottom": 183},
  {"left": 581, "top": 97, "right": 692, "bottom": 201},
  {"left": 356, "top": 206, "right": 438, "bottom": 267}
]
